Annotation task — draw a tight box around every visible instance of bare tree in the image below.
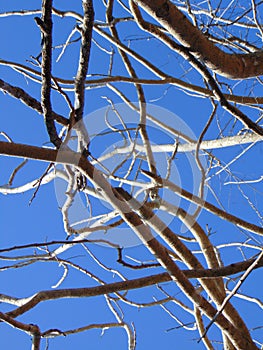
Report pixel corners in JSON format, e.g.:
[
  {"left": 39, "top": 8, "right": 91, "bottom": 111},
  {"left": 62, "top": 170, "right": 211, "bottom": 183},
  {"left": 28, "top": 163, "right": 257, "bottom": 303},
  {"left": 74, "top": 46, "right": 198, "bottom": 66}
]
[{"left": 0, "top": 1, "right": 263, "bottom": 349}]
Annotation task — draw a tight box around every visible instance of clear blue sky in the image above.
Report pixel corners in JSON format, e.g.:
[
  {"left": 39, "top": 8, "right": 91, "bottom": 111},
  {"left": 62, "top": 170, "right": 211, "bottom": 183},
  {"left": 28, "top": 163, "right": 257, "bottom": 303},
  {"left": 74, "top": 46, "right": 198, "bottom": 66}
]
[{"left": 0, "top": 1, "right": 263, "bottom": 349}]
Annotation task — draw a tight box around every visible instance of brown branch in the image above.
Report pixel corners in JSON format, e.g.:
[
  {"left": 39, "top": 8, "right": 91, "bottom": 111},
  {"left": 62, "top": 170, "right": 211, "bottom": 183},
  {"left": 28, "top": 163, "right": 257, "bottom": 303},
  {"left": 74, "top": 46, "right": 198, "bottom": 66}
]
[
  {"left": 42, "top": 322, "right": 125, "bottom": 338},
  {"left": 1, "top": 256, "right": 262, "bottom": 312},
  {"left": 72, "top": 0, "right": 94, "bottom": 157},
  {"left": 142, "top": 169, "right": 263, "bottom": 235},
  {"left": 107, "top": 1, "right": 158, "bottom": 186},
  {"left": 0, "top": 140, "right": 257, "bottom": 348},
  {"left": 194, "top": 306, "right": 214, "bottom": 350},
  {"left": 129, "top": 1, "right": 263, "bottom": 135},
  {"left": 0, "top": 312, "right": 41, "bottom": 350},
  {"left": 1, "top": 138, "right": 263, "bottom": 237},
  {"left": 111, "top": 188, "right": 256, "bottom": 349},
  {"left": 0, "top": 140, "right": 259, "bottom": 348},
  {"left": 29, "top": 163, "right": 54, "bottom": 205},
  {"left": 0, "top": 78, "right": 68, "bottom": 126},
  {"left": 117, "top": 247, "right": 161, "bottom": 269},
  {"left": 135, "top": 0, "right": 263, "bottom": 79},
  {"left": 113, "top": 187, "right": 254, "bottom": 344},
  {"left": 35, "top": 0, "right": 61, "bottom": 148},
  {"left": 0, "top": 240, "right": 262, "bottom": 278},
  {"left": 3, "top": 57, "right": 263, "bottom": 106},
  {"left": 5, "top": 254, "right": 262, "bottom": 318},
  {"left": 74, "top": 0, "right": 94, "bottom": 123},
  {"left": 202, "top": 250, "right": 263, "bottom": 340}
]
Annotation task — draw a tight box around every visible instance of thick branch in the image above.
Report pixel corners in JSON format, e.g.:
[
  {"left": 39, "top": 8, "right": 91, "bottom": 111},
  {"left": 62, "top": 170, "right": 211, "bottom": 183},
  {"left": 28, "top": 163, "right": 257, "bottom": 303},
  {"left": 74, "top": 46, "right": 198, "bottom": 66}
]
[
  {"left": 35, "top": 0, "right": 61, "bottom": 148},
  {"left": 74, "top": 0, "right": 94, "bottom": 122},
  {"left": 72, "top": 0, "right": 94, "bottom": 155},
  {"left": 0, "top": 312, "right": 41, "bottom": 350},
  {"left": 142, "top": 170, "right": 263, "bottom": 236},
  {"left": 0, "top": 140, "right": 258, "bottom": 348},
  {"left": 135, "top": 0, "right": 263, "bottom": 79},
  {"left": 129, "top": 1, "right": 263, "bottom": 135},
  {"left": 1, "top": 140, "right": 263, "bottom": 236},
  {"left": 0, "top": 78, "right": 68, "bottom": 126}
]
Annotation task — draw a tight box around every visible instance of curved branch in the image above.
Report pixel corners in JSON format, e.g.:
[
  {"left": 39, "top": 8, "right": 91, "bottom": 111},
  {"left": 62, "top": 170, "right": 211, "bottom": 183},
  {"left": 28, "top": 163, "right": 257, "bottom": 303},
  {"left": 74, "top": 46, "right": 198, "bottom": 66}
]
[
  {"left": 129, "top": 1, "right": 263, "bottom": 135},
  {"left": 0, "top": 140, "right": 258, "bottom": 348},
  {"left": 135, "top": 0, "right": 263, "bottom": 79},
  {"left": 0, "top": 78, "right": 68, "bottom": 126},
  {"left": 142, "top": 170, "right": 263, "bottom": 236},
  {"left": 1, "top": 254, "right": 262, "bottom": 307}
]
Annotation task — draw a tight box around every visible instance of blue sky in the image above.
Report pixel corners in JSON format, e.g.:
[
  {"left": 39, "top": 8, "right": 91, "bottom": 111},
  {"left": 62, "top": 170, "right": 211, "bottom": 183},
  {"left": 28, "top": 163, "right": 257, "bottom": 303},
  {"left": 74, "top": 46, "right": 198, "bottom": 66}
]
[{"left": 0, "top": 1, "right": 263, "bottom": 349}]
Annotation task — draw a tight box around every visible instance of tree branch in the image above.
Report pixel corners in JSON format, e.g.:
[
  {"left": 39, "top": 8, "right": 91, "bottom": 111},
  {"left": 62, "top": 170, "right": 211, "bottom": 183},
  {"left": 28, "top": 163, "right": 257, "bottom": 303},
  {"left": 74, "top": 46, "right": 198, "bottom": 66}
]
[
  {"left": 135, "top": 0, "right": 263, "bottom": 79},
  {"left": 35, "top": 0, "right": 61, "bottom": 148},
  {"left": 0, "top": 78, "right": 68, "bottom": 126}
]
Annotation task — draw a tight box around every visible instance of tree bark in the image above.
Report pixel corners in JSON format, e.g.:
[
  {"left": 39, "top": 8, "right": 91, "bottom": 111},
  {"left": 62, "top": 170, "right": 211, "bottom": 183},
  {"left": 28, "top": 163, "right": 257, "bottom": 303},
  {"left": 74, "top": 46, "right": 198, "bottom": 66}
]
[{"left": 135, "top": 0, "right": 263, "bottom": 79}]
